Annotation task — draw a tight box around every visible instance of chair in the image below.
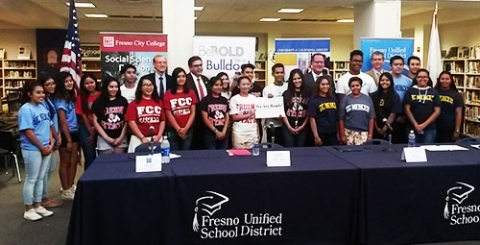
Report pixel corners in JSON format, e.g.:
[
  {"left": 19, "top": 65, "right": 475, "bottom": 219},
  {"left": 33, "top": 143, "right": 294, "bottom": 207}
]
[
  {"left": 0, "top": 130, "right": 21, "bottom": 182},
  {"left": 364, "top": 139, "right": 390, "bottom": 145},
  {"left": 455, "top": 137, "right": 480, "bottom": 144},
  {"left": 6, "top": 92, "right": 21, "bottom": 115},
  {"left": 134, "top": 142, "right": 162, "bottom": 154}
]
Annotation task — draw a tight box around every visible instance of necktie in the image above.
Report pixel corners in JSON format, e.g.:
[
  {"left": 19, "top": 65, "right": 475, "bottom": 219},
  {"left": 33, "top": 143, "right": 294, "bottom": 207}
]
[
  {"left": 197, "top": 78, "right": 205, "bottom": 99},
  {"left": 159, "top": 76, "right": 164, "bottom": 98}
]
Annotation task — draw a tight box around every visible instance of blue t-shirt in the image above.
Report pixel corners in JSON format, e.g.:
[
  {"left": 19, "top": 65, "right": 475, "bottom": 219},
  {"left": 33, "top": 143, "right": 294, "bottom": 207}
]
[
  {"left": 306, "top": 95, "right": 338, "bottom": 133},
  {"left": 18, "top": 103, "right": 53, "bottom": 151},
  {"left": 52, "top": 98, "right": 78, "bottom": 132},
  {"left": 41, "top": 98, "right": 59, "bottom": 132},
  {"left": 393, "top": 75, "right": 412, "bottom": 102}
]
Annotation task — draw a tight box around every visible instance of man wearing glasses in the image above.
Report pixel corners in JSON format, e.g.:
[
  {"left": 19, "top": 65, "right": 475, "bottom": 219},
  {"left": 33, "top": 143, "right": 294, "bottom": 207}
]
[
  {"left": 304, "top": 53, "right": 333, "bottom": 93},
  {"left": 186, "top": 56, "right": 210, "bottom": 102}
]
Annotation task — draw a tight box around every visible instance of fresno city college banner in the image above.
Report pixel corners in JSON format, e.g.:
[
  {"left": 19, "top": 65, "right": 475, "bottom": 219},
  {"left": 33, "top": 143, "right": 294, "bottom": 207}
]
[
  {"left": 193, "top": 36, "right": 256, "bottom": 79},
  {"left": 100, "top": 32, "right": 167, "bottom": 82}
]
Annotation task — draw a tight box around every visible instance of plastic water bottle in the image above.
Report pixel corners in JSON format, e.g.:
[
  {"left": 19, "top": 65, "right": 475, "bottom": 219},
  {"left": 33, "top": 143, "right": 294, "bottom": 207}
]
[
  {"left": 408, "top": 130, "right": 416, "bottom": 147},
  {"left": 161, "top": 135, "right": 170, "bottom": 163}
]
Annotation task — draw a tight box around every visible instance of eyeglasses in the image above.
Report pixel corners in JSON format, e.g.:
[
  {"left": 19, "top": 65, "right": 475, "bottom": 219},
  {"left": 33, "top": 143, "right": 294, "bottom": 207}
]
[
  {"left": 417, "top": 76, "right": 429, "bottom": 79},
  {"left": 192, "top": 64, "right": 203, "bottom": 67},
  {"left": 142, "top": 84, "right": 154, "bottom": 87}
]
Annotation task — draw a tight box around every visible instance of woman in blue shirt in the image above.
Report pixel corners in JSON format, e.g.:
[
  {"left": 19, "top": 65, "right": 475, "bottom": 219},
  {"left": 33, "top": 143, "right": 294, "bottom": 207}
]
[
  {"left": 19, "top": 82, "right": 55, "bottom": 221},
  {"left": 51, "top": 72, "right": 79, "bottom": 201}
]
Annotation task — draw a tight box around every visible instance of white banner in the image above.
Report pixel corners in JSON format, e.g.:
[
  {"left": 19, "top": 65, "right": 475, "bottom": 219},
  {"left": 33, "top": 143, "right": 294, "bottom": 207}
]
[{"left": 193, "top": 36, "right": 256, "bottom": 79}]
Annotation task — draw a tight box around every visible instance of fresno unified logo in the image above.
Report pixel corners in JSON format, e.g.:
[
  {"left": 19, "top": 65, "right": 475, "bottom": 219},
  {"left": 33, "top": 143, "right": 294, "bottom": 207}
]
[
  {"left": 192, "top": 191, "right": 283, "bottom": 239},
  {"left": 443, "top": 182, "right": 480, "bottom": 225}
]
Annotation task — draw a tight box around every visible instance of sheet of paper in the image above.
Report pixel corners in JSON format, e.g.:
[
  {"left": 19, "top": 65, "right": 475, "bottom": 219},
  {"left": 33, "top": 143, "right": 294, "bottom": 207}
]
[
  {"left": 401, "top": 147, "right": 427, "bottom": 163},
  {"left": 266, "top": 151, "right": 291, "bottom": 167},
  {"left": 470, "top": 144, "right": 480, "bottom": 150},
  {"left": 136, "top": 154, "right": 162, "bottom": 172},
  {"left": 254, "top": 97, "right": 284, "bottom": 119},
  {"left": 226, "top": 149, "right": 252, "bottom": 156},
  {"left": 420, "top": 145, "right": 468, "bottom": 151}
]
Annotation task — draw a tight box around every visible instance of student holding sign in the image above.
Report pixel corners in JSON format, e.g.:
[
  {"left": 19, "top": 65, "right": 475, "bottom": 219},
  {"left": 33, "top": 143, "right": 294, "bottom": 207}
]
[{"left": 229, "top": 76, "right": 259, "bottom": 149}]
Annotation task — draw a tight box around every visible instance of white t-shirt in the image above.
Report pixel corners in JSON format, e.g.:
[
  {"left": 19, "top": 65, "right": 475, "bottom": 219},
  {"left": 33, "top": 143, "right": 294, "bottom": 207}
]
[
  {"left": 229, "top": 94, "right": 257, "bottom": 134},
  {"left": 335, "top": 72, "right": 377, "bottom": 96},
  {"left": 120, "top": 84, "right": 136, "bottom": 103},
  {"left": 262, "top": 82, "right": 288, "bottom": 127}
]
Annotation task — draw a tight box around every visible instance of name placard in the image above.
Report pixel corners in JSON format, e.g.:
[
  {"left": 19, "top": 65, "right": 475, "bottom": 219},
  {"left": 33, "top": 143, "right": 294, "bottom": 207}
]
[
  {"left": 401, "top": 147, "right": 427, "bottom": 163},
  {"left": 266, "top": 151, "right": 291, "bottom": 167},
  {"left": 254, "top": 97, "right": 284, "bottom": 119},
  {"left": 136, "top": 154, "right": 162, "bottom": 172}
]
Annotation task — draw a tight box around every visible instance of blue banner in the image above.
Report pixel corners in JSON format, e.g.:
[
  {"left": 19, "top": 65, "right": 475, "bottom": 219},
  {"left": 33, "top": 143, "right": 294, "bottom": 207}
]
[
  {"left": 360, "top": 38, "right": 414, "bottom": 72},
  {"left": 275, "top": 39, "right": 330, "bottom": 53}
]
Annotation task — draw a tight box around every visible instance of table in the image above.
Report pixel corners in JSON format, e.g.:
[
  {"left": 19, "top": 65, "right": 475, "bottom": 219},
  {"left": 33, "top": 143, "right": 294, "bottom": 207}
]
[
  {"left": 325, "top": 144, "right": 480, "bottom": 244},
  {"left": 67, "top": 148, "right": 360, "bottom": 245}
]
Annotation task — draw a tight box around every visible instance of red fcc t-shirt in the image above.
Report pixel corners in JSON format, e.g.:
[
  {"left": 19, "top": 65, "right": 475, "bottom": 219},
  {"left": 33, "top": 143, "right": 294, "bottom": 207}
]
[
  {"left": 163, "top": 90, "right": 198, "bottom": 128},
  {"left": 125, "top": 98, "right": 165, "bottom": 136}
]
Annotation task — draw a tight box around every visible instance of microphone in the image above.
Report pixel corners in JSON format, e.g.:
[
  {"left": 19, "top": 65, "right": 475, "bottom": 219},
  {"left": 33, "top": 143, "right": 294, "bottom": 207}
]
[
  {"left": 268, "top": 122, "right": 275, "bottom": 148},
  {"left": 382, "top": 118, "right": 393, "bottom": 132},
  {"left": 149, "top": 126, "right": 155, "bottom": 155}
]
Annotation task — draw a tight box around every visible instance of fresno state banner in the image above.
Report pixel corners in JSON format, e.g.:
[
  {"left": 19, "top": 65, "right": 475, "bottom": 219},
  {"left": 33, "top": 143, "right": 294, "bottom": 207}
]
[{"left": 100, "top": 32, "right": 167, "bottom": 82}]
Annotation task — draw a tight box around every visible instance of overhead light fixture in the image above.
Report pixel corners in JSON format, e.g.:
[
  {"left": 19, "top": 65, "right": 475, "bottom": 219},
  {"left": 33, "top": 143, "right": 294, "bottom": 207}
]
[
  {"left": 194, "top": 6, "right": 204, "bottom": 11},
  {"left": 85, "top": 14, "right": 108, "bottom": 18},
  {"left": 337, "top": 19, "right": 354, "bottom": 23},
  {"left": 278, "top": 8, "right": 303, "bottom": 13},
  {"left": 66, "top": 2, "right": 96, "bottom": 8},
  {"left": 260, "top": 18, "right": 281, "bottom": 22}
]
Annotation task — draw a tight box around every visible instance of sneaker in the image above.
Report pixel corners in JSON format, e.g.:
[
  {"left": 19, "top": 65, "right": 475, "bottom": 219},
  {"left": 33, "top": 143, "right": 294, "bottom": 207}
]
[
  {"left": 34, "top": 206, "right": 54, "bottom": 217},
  {"left": 24, "top": 209, "right": 43, "bottom": 221},
  {"left": 61, "top": 189, "right": 75, "bottom": 200},
  {"left": 70, "top": 185, "right": 77, "bottom": 193}
]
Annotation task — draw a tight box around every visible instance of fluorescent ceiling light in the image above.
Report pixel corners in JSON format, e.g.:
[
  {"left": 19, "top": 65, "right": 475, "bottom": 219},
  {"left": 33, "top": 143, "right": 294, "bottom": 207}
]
[
  {"left": 337, "top": 19, "right": 354, "bottom": 23},
  {"left": 85, "top": 14, "right": 108, "bottom": 18},
  {"left": 278, "top": 8, "right": 303, "bottom": 13},
  {"left": 194, "top": 6, "right": 204, "bottom": 11},
  {"left": 66, "top": 2, "right": 96, "bottom": 8},
  {"left": 259, "top": 18, "right": 281, "bottom": 22}
]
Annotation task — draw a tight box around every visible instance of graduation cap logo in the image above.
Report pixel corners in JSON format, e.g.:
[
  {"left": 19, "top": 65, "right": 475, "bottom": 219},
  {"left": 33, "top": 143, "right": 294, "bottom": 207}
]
[
  {"left": 444, "top": 182, "right": 475, "bottom": 219},
  {"left": 193, "top": 191, "right": 229, "bottom": 232}
]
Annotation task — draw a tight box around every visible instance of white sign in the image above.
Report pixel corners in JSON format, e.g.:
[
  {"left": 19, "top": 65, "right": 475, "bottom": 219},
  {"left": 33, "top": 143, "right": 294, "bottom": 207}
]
[
  {"left": 193, "top": 36, "right": 256, "bottom": 79},
  {"left": 266, "top": 151, "right": 291, "bottom": 167},
  {"left": 135, "top": 154, "right": 162, "bottom": 172},
  {"left": 254, "top": 97, "right": 284, "bottom": 119},
  {"left": 401, "top": 147, "right": 427, "bottom": 162}
]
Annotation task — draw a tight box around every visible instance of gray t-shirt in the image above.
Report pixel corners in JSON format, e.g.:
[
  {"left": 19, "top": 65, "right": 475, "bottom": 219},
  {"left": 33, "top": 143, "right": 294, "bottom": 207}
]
[{"left": 338, "top": 94, "right": 376, "bottom": 131}]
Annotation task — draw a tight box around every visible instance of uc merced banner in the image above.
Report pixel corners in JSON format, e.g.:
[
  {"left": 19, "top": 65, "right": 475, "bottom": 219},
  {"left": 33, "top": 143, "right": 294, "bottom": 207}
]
[
  {"left": 360, "top": 38, "right": 414, "bottom": 72},
  {"left": 100, "top": 32, "right": 168, "bottom": 82},
  {"left": 193, "top": 36, "right": 256, "bottom": 79}
]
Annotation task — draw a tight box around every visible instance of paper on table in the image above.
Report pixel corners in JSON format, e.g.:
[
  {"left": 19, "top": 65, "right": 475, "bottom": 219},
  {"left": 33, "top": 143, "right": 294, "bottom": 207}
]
[
  {"left": 170, "top": 153, "right": 181, "bottom": 159},
  {"left": 471, "top": 145, "right": 480, "bottom": 150},
  {"left": 226, "top": 149, "right": 252, "bottom": 156},
  {"left": 420, "top": 145, "right": 468, "bottom": 151}
]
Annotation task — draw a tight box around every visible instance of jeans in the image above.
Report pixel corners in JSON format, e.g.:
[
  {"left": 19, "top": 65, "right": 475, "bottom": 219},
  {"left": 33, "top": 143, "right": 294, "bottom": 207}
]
[
  {"left": 22, "top": 149, "right": 51, "bottom": 205},
  {"left": 407, "top": 128, "right": 437, "bottom": 144},
  {"left": 42, "top": 150, "right": 58, "bottom": 198},
  {"left": 203, "top": 130, "right": 228, "bottom": 150},
  {"left": 282, "top": 125, "right": 307, "bottom": 147},
  {"left": 318, "top": 132, "right": 339, "bottom": 146},
  {"left": 168, "top": 127, "right": 194, "bottom": 151},
  {"left": 78, "top": 124, "right": 97, "bottom": 171}
]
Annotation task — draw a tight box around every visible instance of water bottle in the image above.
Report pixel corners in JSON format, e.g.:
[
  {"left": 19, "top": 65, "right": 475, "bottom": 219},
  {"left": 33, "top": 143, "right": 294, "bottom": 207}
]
[
  {"left": 161, "top": 135, "right": 170, "bottom": 163},
  {"left": 408, "top": 130, "right": 416, "bottom": 147}
]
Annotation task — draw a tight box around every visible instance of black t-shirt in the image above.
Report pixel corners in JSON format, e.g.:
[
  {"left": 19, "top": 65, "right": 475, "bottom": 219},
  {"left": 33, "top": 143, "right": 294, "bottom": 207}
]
[
  {"left": 283, "top": 90, "right": 310, "bottom": 128},
  {"left": 436, "top": 88, "right": 464, "bottom": 130},
  {"left": 306, "top": 95, "right": 338, "bottom": 133},
  {"left": 92, "top": 97, "right": 129, "bottom": 138},
  {"left": 403, "top": 87, "right": 441, "bottom": 130},
  {"left": 231, "top": 83, "right": 263, "bottom": 98},
  {"left": 370, "top": 91, "right": 401, "bottom": 128},
  {"left": 199, "top": 95, "right": 229, "bottom": 131}
]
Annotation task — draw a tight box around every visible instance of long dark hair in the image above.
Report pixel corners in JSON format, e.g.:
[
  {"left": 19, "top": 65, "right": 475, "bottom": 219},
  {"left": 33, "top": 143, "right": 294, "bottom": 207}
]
[
  {"left": 434, "top": 71, "right": 458, "bottom": 91},
  {"left": 371, "top": 72, "right": 397, "bottom": 109},
  {"left": 79, "top": 73, "right": 100, "bottom": 113},
  {"left": 38, "top": 74, "right": 56, "bottom": 119},
  {"left": 135, "top": 75, "right": 159, "bottom": 103},
  {"left": 313, "top": 75, "right": 333, "bottom": 98},
  {"left": 170, "top": 67, "right": 190, "bottom": 95},
  {"left": 285, "top": 69, "right": 308, "bottom": 101},
  {"left": 94, "top": 76, "right": 122, "bottom": 116},
  {"left": 21, "top": 82, "right": 43, "bottom": 105},
  {"left": 52, "top": 71, "right": 77, "bottom": 103},
  {"left": 412, "top": 68, "right": 434, "bottom": 87},
  {"left": 216, "top": 72, "right": 229, "bottom": 92}
]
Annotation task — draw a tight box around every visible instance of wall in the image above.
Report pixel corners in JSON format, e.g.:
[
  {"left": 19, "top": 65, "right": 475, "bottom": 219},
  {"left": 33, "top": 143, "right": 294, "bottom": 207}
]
[
  {"left": 0, "top": 29, "right": 36, "bottom": 59},
  {"left": 440, "top": 19, "right": 480, "bottom": 49}
]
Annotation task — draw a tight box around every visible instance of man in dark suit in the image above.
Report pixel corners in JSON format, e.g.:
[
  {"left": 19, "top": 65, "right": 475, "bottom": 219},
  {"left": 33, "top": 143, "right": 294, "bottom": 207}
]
[
  {"left": 186, "top": 56, "right": 210, "bottom": 149},
  {"left": 186, "top": 56, "right": 210, "bottom": 101},
  {"left": 303, "top": 53, "right": 334, "bottom": 94},
  {"left": 145, "top": 55, "right": 173, "bottom": 100}
]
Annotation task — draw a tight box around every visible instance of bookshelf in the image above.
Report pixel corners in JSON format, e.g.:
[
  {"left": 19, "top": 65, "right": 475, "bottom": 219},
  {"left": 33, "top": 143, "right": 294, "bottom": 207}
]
[
  {"left": 332, "top": 61, "right": 349, "bottom": 82},
  {"left": 81, "top": 44, "right": 101, "bottom": 82},
  {"left": 443, "top": 58, "right": 480, "bottom": 137},
  {"left": 254, "top": 60, "right": 266, "bottom": 88},
  {"left": 0, "top": 59, "right": 37, "bottom": 98}
]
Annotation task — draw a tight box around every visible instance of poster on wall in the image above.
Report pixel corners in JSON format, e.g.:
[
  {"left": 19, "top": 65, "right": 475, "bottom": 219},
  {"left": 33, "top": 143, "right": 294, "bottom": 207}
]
[
  {"left": 274, "top": 38, "right": 331, "bottom": 78},
  {"left": 100, "top": 32, "right": 167, "bottom": 83},
  {"left": 360, "top": 38, "right": 414, "bottom": 73},
  {"left": 36, "top": 29, "right": 67, "bottom": 77},
  {"left": 193, "top": 36, "right": 256, "bottom": 79}
]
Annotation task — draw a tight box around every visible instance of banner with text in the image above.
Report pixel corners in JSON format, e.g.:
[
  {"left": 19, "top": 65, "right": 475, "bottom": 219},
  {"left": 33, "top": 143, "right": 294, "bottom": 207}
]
[
  {"left": 100, "top": 32, "right": 167, "bottom": 83},
  {"left": 360, "top": 38, "right": 414, "bottom": 72},
  {"left": 275, "top": 38, "right": 331, "bottom": 76},
  {"left": 193, "top": 36, "right": 256, "bottom": 79}
]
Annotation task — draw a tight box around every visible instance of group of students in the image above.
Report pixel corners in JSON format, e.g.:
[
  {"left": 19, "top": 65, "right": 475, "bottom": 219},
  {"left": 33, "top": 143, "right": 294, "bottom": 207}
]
[{"left": 18, "top": 52, "right": 462, "bottom": 221}]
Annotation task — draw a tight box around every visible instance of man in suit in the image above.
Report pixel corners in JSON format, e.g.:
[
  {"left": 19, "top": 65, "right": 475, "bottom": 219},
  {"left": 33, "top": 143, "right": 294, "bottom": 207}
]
[
  {"left": 303, "top": 53, "right": 334, "bottom": 94},
  {"left": 145, "top": 55, "right": 173, "bottom": 100},
  {"left": 366, "top": 51, "right": 388, "bottom": 86},
  {"left": 186, "top": 56, "right": 209, "bottom": 102}
]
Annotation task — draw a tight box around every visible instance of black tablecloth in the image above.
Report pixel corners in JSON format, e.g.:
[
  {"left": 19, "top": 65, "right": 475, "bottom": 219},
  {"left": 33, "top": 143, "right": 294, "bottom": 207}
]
[
  {"left": 326, "top": 144, "right": 480, "bottom": 245},
  {"left": 67, "top": 148, "right": 359, "bottom": 245}
]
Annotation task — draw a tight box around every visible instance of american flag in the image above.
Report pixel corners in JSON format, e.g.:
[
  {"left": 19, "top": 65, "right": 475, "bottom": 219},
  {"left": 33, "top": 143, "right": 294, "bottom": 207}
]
[{"left": 60, "top": 0, "right": 82, "bottom": 86}]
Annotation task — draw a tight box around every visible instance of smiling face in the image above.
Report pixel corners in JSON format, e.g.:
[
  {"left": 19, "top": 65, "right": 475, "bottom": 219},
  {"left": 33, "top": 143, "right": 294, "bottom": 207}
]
[
  {"left": 292, "top": 73, "right": 302, "bottom": 89},
  {"left": 189, "top": 59, "right": 203, "bottom": 76},
  {"left": 176, "top": 71, "right": 187, "bottom": 87},
  {"left": 64, "top": 75, "right": 74, "bottom": 91},
  {"left": 416, "top": 71, "right": 429, "bottom": 88},
  {"left": 107, "top": 81, "right": 119, "bottom": 98},
  {"left": 379, "top": 76, "right": 392, "bottom": 90},
  {"left": 311, "top": 54, "right": 325, "bottom": 74},
  {"left": 349, "top": 80, "right": 362, "bottom": 95},
  {"left": 318, "top": 78, "right": 330, "bottom": 95},
  {"left": 141, "top": 79, "right": 154, "bottom": 98},
  {"left": 123, "top": 67, "right": 136, "bottom": 84},
  {"left": 43, "top": 78, "right": 56, "bottom": 95},
  {"left": 29, "top": 85, "right": 45, "bottom": 104},
  {"left": 153, "top": 56, "right": 167, "bottom": 74},
  {"left": 408, "top": 59, "right": 421, "bottom": 75},
  {"left": 242, "top": 67, "right": 255, "bottom": 81},
  {"left": 350, "top": 54, "right": 363, "bottom": 73},
  {"left": 220, "top": 75, "right": 229, "bottom": 89},
  {"left": 272, "top": 67, "right": 285, "bottom": 83},
  {"left": 211, "top": 80, "right": 223, "bottom": 96},
  {"left": 237, "top": 77, "right": 252, "bottom": 95},
  {"left": 439, "top": 73, "right": 452, "bottom": 90},
  {"left": 84, "top": 77, "right": 97, "bottom": 93},
  {"left": 371, "top": 54, "right": 384, "bottom": 70}
]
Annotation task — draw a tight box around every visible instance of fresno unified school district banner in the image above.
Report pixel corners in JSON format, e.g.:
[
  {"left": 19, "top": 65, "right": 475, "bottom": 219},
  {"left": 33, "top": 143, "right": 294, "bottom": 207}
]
[
  {"left": 360, "top": 38, "right": 414, "bottom": 72},
  {"left": 100, "top": 32, "right": 167, "bottom": 82},
  {"left": 193, "top": 36, "right": 256, "bottom": 79},
  {"left": 275, "top": 38, "right": 331, "bottom": 77}
]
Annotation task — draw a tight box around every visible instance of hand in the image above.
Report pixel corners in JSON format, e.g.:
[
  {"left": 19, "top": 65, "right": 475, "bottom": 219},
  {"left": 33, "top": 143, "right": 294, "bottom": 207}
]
[
  {"left": 40, "top": 146, "right": 51, "bottom": 156},
  {"left": 215, "top": 131, "right": 224, "bottom": 140},
  {"left": 288, "top": 126, "right": 296, "bottom": 134},
  {"left": 87, "top": 134, "right": 96, "bottom": 145},
  {"left": 415, "top": 124, "right": 425, "bottom": 134},
  {"left": 141, "top": 137, "right": 150, "bottom": 144},
  {"left": 452, "top": 131, "right": 460, "bottom": 141},
  {"left": 367, "top": 135, "right": 373, "bottom": 140},
  {"left": 88, "top": 126, "right": 96, "bottom": 135},
  {"left": 340, "top": 135, "right": 347, "bottom": 145},
  {"left": 153, "top": 135, "right": 162, "bottom": 142},
  {"left": 314, "top": 136, "right": 323, "bottom": 146},
  {"left": 381, "top": 126, "right": 387, "bottom": 136},
  {"left": 66, "top": 142, "right": 72, "bottom": 152}
]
